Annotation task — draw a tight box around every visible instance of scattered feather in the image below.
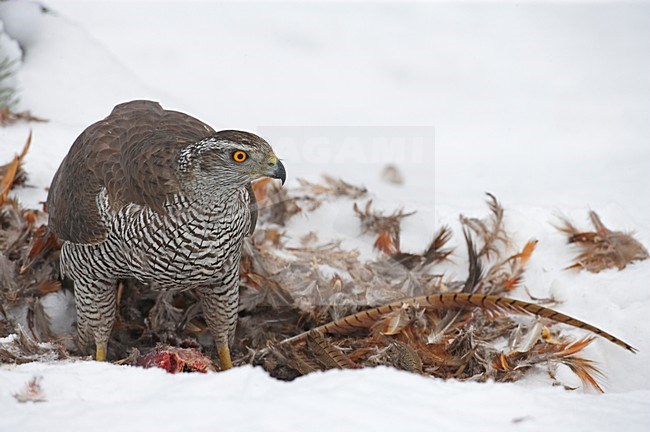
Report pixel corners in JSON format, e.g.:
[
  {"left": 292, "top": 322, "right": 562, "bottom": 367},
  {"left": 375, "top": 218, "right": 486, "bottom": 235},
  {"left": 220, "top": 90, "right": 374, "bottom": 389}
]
[
  {"left": 460, "top": 193, "right": 508, "bottom": 259},
  {"left": 0, "top": 132, "right": 31, "bottom": 206},
  {"left": 299, "top": 175, "right": 368, "bottom": 199},
  {"left": 354, "top": 200, "right": 415, "bottom": 254},
  {"left": 555, "top": 211, "right": 648, "bottom": 272},
  {"left": 384, "top": 339, "right": 423, "bottom": 373},
  {"left": 380, "top": 164, "right": 404, "bottom": 185},
  {"left": 306, "top": 331, "right": 358, "bottom": 370},
  {"left": 13, "top": 376, "right": 46, "bottom": 403},
  {"left": 0, "top": 109, "right": 47, "bottom": 126}
]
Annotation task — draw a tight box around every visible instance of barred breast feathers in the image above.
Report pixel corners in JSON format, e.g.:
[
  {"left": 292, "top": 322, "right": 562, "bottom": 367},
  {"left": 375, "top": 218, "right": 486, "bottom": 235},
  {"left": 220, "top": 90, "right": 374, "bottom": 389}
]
[{"left": 84, "top": 184, "right": 253, "bottom": 285}]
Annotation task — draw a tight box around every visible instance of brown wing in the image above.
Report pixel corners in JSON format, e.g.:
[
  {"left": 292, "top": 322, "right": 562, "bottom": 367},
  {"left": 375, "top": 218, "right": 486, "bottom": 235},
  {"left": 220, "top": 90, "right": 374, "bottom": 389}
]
[{"left": 47, "top": 100, "right": 215, "bottom": 244}]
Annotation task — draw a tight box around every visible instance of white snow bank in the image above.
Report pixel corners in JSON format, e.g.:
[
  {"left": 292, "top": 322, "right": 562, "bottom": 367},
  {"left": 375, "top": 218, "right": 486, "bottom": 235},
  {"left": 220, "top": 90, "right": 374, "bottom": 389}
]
[{"left": 1, "top": 362, "right": 649, "bottom": 432}]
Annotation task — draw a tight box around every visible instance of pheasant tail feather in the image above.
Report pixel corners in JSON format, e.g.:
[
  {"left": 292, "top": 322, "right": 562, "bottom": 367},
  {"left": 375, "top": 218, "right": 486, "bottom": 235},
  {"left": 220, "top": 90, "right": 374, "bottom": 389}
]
[{"left": 282, "top": 293, "right": 637, "bottom": 353}]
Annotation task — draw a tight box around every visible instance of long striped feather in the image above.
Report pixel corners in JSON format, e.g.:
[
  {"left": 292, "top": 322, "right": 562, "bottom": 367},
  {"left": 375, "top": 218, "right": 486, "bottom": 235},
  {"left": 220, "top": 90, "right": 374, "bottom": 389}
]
[{"left": 281, "top": 293, "right": 637, "bottom": 353}]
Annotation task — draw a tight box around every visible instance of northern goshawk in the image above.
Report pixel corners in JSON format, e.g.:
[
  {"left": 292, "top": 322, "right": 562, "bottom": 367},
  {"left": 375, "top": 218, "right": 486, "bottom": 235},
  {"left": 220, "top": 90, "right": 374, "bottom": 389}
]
[{"left": 47, "top": 100, "right": 286, "bottom": 369}]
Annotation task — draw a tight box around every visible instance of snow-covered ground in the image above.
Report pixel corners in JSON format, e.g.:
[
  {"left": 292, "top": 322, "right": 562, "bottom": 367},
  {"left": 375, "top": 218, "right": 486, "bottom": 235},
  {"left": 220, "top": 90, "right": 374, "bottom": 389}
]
[{"left": 1, "top": 1, "right": 649, "bottom": 431}]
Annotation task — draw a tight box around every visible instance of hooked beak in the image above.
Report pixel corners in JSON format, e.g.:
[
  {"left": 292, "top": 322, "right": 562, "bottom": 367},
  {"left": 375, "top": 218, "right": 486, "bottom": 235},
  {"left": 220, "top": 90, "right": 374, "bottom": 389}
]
[{"left": 268, "top": 159, "right": 286, "bottom": 185}]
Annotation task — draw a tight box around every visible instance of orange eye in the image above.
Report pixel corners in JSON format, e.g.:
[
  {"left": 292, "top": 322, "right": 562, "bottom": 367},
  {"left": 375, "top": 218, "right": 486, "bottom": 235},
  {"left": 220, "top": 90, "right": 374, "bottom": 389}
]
[{"left": 232, "top": 150, "right": 248, "bottom": 163}]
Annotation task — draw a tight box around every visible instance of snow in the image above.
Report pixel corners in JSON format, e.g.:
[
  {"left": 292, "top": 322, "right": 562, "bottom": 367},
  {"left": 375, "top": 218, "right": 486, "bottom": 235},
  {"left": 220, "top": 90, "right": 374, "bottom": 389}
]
[
  {"left": 1, "top": 362, "right": 650, "bottom": 432},
  {"left": 1, "top": 1, "right": 650, "bottom": 431}
]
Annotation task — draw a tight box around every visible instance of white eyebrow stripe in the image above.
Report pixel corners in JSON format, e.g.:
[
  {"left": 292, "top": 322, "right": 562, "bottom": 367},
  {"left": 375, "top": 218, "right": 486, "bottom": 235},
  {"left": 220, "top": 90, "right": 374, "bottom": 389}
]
[{"left": 193, "top": 139, "right": 254, "bottom": 154}]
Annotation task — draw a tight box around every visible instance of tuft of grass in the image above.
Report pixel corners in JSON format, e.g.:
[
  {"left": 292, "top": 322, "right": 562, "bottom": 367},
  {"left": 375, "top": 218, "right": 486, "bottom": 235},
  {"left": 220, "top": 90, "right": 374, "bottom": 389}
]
[
  {"left": 0, "top": 56, "right": 18, "bottom": 110},
  {"left": 0, "top": 55, "right": 47, "bottom": 125}
]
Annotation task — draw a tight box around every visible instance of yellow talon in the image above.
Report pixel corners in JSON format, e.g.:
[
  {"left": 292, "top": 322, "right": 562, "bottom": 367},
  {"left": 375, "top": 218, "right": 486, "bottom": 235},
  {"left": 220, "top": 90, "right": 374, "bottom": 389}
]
[
  {"left": 218, "top": 344, "right": 233, "bottom": 370},
  {"left": 96, "top": 344, "right": 107, "bottom": 362}
]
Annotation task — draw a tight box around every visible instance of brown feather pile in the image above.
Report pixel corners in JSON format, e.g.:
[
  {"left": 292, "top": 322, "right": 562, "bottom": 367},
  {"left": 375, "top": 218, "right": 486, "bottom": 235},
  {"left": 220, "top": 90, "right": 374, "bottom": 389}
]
[
  {"left": 556, "top": 211, "right": 648, "bottom": 272},
  {"left": 1, "top": 135, "right": 63, "bottom": 343},
  {"left": 0, "top": 145, "right": 639, "bottom": 391}
]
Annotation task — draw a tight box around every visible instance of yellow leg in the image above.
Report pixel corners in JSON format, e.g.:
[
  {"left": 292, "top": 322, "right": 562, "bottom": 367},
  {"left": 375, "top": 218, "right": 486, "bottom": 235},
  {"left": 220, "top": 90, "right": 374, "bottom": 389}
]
[
  {"left": 217, "top": 344, "right": 233, "bottom": 370},
  {"left": 96, "top": 344, "right": 107, "bottom": 362}
]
